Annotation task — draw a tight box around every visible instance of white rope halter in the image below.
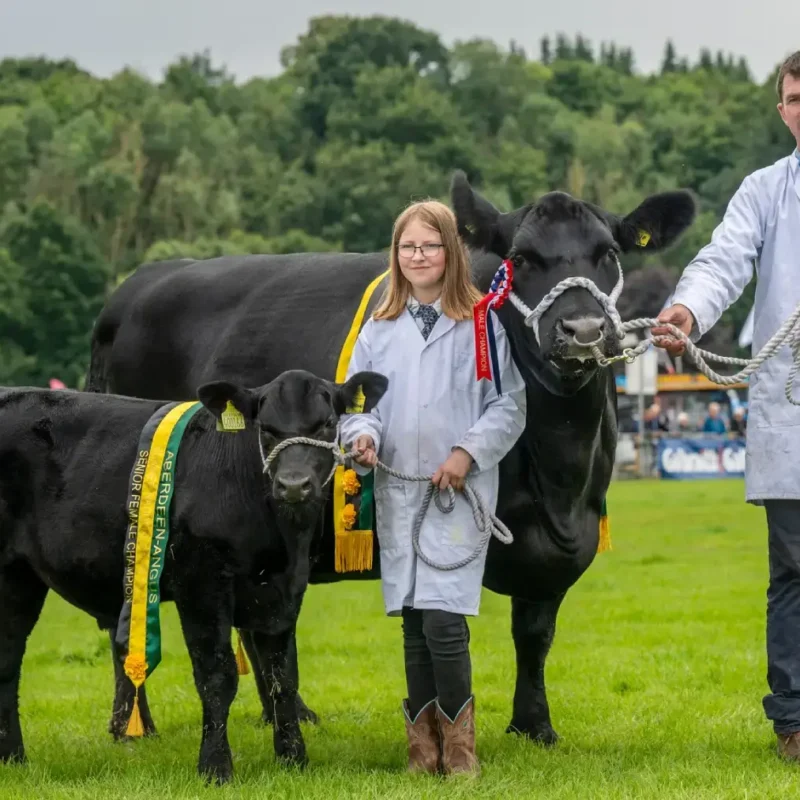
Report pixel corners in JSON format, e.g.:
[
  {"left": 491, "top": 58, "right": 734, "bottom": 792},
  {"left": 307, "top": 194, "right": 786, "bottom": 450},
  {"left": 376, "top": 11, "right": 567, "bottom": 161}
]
[
  {"left": 257, "top": 422, "right": 513, "bottom": 570},
  {"left": 502, "top": 253, "right": 800, "bottom": 404}
]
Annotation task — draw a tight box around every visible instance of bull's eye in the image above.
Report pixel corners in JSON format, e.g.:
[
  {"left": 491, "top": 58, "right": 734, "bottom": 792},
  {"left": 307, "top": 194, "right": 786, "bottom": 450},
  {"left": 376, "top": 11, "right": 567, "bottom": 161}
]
[{"left": 259, "top": 427, "right": 277, "bottom": 443}]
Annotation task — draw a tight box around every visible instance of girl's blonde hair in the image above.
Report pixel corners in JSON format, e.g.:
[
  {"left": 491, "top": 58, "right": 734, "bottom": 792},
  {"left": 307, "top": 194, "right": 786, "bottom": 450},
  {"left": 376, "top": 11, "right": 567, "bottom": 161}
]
[{"left": 372, "top": 199, "right": 483, "bottom": 321}]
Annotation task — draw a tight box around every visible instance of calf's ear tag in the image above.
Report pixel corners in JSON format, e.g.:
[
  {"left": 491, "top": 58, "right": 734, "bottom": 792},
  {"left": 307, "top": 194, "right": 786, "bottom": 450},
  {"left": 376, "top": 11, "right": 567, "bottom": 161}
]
[
  {"left": 636, "top": 229, "right": 651, "bottom": 247},
  {"left": 217, "top": 400, "right": 246, "bottom": 432},
  {"left": 346, "top": 385, "right": 365, "bottom": 415}
]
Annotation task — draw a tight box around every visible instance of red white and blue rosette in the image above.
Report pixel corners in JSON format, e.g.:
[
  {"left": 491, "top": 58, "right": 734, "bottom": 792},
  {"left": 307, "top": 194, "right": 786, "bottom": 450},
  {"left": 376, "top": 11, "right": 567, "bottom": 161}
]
[{"left": 472, "top": 259, "right": 514, "bottom": 395}]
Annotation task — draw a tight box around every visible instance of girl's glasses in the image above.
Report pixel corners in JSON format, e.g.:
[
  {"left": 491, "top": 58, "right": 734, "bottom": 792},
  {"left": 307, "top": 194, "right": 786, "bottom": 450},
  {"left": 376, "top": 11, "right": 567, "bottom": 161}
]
[{"left": 398, "top": 244, "right": 444, "bottom": 258}]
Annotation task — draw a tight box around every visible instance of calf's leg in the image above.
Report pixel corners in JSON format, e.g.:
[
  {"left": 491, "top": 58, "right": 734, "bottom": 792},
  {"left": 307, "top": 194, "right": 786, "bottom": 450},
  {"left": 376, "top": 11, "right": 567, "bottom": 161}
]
[
  {"left": 257, "top": 626, "right": 307, "bottom": 767},
  {"left": 507, "top": 594, "right": 565, "bottom": 745},
  {"left": 175, "top": 574, "right": 238, "bottom": 784},
  {"left": 107, "top": 629, "right": 157, "bottom": 740},
  {"left": 245, "top": 626, "right": 318, "bottom": 726},
  {"left": 0, "top": 562, "right": 48, "bottom": 764}
]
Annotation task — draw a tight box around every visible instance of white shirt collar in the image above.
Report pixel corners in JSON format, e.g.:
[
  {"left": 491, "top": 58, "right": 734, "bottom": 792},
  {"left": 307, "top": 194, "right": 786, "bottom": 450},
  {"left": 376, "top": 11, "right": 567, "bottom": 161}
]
[{"left": 407, "top": 295, "right": 442, "bottom": 314}]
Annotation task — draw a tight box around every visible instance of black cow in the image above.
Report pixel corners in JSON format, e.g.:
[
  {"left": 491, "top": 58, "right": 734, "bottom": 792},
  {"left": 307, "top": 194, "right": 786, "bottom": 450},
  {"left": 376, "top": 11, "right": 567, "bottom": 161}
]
[
  {"left": 87, "top": 172, "right": 695, "bottom": 744},
  {"left": 0, "top": 369, "right": 388, "bottom": 783}
]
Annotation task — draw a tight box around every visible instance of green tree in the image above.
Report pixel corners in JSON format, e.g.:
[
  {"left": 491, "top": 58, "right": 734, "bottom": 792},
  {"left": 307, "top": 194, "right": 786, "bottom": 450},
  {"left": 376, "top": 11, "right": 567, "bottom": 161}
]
[
  {"left": 540, "top": 37, "right": 552, "bottom": 65},
  {"left": 0, "top": 202, "right": 109, "bottom": 386},
  {"left": 281, "top": 15, "right": 449, "bottom": 138},
  {"left": 661, "top": 40, "right": 678, "bottom": 74},
  {"left": 162, "top": 49, "right": 234, "bottom": 114},
  {"left": 0, "top": 107, "right": 32, "bottom": 207}
]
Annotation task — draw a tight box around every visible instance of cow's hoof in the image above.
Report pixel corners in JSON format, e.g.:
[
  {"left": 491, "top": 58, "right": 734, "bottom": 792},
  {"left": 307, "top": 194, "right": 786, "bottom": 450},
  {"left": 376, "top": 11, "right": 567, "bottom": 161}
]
[
  {"left": 296, "top": 697, "right": 319, "bottom": 725},
  {"left": 506, "top": 719, "right": 560, "bottom": 746},
  {"left": 262, "top": 696, "right": 319, "bottom": 726},
  {"left": 275, "top": 733, "right": 308, "bottom": 769},
  {"left": 199, "top": 755, "right": 234, "bottom": 785},
  {"left": 0, "top": 744, "right": 26, "bottom": 764}
]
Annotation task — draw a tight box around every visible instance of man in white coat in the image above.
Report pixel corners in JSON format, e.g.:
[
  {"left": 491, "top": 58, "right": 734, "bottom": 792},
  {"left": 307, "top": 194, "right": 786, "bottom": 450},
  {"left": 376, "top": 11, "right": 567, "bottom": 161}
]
[{"left": 653, "top": 50, "right": 800, "bottom": 760}]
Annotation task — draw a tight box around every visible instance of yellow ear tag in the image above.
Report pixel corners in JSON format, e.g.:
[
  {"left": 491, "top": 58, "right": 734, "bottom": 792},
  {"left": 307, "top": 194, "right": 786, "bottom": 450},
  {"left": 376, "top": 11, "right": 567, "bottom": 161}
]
[
  {"left": 346, "top": 385, "right": 365, "bottom": 415},
  {"left": 217, "top": 400, "right": 246, "bottom": 432},
  {"left": 636, "top": 229, "right": 651, "bottom": 247}
]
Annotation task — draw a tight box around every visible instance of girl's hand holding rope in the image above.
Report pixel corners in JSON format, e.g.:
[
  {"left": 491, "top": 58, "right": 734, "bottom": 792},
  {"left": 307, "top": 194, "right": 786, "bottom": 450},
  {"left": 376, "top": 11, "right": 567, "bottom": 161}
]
[{"left": 432, "top": 447, "right": 473, "bottom": 493}]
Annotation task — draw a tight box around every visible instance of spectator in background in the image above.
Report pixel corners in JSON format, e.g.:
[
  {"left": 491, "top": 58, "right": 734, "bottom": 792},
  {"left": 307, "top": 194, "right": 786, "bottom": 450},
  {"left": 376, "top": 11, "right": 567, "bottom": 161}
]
[
  {"left": 641, "top": 402, "right": 670, "bottom": 433},
  {"left": 677, "top": 411, "right": 692, "bottom": 433},
  {"left": 702, "top": 402, "right": 727, "bottom": 434},
  {"left": 731, "top": 406, "right": 748, "bottom": 437}
]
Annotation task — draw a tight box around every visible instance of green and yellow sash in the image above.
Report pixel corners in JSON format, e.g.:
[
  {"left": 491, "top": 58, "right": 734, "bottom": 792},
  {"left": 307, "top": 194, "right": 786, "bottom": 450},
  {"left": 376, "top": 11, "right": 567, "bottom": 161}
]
[
  {"left": 599, "top": 496, "right": 611, "bottom": 552},
  {"left": 333, "top": 269, "right": 389, "bottom": 572},
  {"left": 116, "top": 400, "right": 203, "bottom": 736}
]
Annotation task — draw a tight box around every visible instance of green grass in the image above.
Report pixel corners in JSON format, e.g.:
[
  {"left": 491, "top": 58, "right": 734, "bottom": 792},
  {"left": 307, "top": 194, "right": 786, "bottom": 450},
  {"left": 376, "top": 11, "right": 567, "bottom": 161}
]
[{"left": 3, "top": 479, "right": 798, "bottom": 798}]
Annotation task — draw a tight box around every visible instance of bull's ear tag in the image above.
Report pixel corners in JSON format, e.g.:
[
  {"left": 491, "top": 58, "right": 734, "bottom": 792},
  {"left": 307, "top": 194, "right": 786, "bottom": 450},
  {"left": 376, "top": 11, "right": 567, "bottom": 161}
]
[
  {"left": 636, "top": 229, "right": 651, "bottom": 247},
  {"left": 217, "top": 400, "right": 246, "bottom": 432},
  {"left": 346, "top": 385, "right": 365, "bottom": 415}
]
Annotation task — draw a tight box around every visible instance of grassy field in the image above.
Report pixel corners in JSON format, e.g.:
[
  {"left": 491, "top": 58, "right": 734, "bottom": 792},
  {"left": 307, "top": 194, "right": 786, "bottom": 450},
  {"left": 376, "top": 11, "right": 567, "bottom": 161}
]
[{"left": 3, "top": 478, "right": 798, "bottom": 799}]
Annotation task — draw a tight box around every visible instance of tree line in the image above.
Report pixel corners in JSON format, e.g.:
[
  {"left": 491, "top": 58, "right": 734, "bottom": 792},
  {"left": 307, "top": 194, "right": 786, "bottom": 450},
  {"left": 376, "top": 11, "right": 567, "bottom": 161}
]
[{"left": 0, "top": 16, "right": 793, "bottom": 387}]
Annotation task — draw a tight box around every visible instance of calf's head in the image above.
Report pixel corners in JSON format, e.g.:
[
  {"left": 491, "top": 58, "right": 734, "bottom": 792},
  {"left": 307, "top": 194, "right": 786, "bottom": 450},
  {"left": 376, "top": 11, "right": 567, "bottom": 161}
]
[
  {"left": 451, "top": 171, "right": 696, "bottom": 392},
  {"left": 198, "top": 369, "right": 388, "bottom": 513}
]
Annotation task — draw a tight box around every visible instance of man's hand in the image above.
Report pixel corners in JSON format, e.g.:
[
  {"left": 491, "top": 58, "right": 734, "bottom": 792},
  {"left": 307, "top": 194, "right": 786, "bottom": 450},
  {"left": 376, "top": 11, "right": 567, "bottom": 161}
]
[
  {"left": 651, "top": 304, "right": 696, "bottom": 356},
  {"left": 432, "top": 447, "right": 474, "bottom": 493},
  {"left": 352, "top": 434, "right": 377, "bottom": 468}
]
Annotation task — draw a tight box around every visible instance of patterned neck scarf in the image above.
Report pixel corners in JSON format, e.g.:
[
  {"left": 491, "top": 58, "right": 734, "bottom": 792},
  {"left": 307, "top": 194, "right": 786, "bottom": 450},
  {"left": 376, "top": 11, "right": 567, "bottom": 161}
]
[{"left": 407, "top": 296, "right": 442, "bottom": 340}]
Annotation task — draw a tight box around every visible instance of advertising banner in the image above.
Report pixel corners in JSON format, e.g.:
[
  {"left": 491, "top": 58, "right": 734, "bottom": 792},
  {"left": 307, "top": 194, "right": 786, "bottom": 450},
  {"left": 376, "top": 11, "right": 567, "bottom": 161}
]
[{"left": 656, "top": 437, "right": 746, "bottom": 479}]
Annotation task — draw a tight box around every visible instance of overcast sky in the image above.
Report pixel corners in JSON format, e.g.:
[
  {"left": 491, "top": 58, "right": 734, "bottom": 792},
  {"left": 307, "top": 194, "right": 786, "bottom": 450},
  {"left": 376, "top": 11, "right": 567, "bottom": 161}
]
[{"left": 2, "top": 0, "right": 797, "bottom": 85}]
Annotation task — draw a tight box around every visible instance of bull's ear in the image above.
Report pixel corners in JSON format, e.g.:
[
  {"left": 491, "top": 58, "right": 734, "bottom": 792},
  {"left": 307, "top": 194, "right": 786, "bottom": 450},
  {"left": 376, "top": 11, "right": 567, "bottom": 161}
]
[
  {"left": 612, "top": 190, "right": 697, "bottom": 253},
  {"left": 334, "top": 371, "right": 389, "bottom": 416},
  {"left": 450, "top": 170, "right": 527, "bottom": 257},
  {"left": 197, "top": 380, "right": 258, "bottom": 421}
]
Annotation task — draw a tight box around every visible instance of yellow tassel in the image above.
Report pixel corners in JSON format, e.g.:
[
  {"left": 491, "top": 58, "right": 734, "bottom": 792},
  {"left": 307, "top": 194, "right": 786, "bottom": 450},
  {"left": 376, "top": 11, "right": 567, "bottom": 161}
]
[
  {"left": 335, "top": 529, "right": 373, "bottom": 573},
  {"left": 235, "top": 630, "right": 250, "bottom": 676},
  {"left": 598, "top": 515, "right": 612, "bottom": 553},
  {"left": 126, "top": 687, "right": 145, "bottom": 737}
]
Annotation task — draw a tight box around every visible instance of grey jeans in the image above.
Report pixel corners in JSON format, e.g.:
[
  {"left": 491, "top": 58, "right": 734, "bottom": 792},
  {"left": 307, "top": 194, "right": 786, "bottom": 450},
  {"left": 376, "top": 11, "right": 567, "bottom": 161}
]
[{"left": 763, "top": 500, "right": 800, "bottom": 733}]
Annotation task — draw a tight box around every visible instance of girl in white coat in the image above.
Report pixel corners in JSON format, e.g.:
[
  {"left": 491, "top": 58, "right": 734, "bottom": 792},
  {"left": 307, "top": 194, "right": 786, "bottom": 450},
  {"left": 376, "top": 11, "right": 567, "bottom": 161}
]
[{"left": 341, "top": 200, "right": 526, "bottom": 775}]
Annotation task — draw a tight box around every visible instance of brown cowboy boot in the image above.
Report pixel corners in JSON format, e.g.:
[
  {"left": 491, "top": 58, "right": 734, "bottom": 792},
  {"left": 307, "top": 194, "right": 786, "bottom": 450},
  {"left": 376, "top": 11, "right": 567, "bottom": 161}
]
[
  {"left": 777, "top": 731, "right": 800, "bottom": 761},
  {"left": 402, "top": 698, "right": 441, "bottom": 774},
  {"left": 436, "top": 696, "right": 480, "bottom": 776}
]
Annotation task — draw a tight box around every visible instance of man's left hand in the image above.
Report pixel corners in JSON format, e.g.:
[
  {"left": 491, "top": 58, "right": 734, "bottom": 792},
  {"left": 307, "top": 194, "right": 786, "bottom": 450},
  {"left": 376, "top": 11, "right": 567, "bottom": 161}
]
[{"left": 432, "top": 448, "right": 474, "bottom": 493}]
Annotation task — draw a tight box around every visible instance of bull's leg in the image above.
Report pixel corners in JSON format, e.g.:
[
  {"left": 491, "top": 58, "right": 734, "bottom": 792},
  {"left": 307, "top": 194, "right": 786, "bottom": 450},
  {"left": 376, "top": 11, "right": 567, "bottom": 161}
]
[
  {"left": 175, "top": 577, "right": 238, "bottom": 784},
  {"left": 0, "top": 562, "right": 48, "bottom": 764},
  {"left": 507, "top": 593, "right": 565, "bottom": 745},
  {"left": 107, "top": 629, "right": 157, "bottom": 740},
  {"left": 247, "top": 627, "right": 318, "bottom": 726},
  {"left": 257, "top": 627, "right": 307, "bottom": 767}
]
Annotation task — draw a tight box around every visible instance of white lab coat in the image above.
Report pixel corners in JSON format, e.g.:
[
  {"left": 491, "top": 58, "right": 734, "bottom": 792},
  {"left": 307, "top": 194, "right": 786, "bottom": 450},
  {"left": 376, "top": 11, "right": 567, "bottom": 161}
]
[
  {"left": 340, "top": 307, "right": 526, "bottom": 615},
  {"left": 670, "top": 150, "right": 800, "bottom": 502}
]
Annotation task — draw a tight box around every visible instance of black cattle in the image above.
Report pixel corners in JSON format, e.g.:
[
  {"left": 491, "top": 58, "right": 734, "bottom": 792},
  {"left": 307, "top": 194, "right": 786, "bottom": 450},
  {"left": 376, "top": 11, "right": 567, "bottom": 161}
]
[
  {"left": 87, "top": 172, "right": 695, "bottom": 744},
  {"left": 0, "top": 369, "right": 388, "bottom": 783}
]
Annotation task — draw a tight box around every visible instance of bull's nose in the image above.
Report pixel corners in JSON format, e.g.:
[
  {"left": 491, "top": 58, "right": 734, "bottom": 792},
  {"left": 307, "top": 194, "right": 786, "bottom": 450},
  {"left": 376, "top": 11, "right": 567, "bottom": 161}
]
[
  {"left": 274, "top": 476, "right": 312, "bottom": 503},
  {"left": 559, "top": 316, "right": 606, "bottom": 345}
]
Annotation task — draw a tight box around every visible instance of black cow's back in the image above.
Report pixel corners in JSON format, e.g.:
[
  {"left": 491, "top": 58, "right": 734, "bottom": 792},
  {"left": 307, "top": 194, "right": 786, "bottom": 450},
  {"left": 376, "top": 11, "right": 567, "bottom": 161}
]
[
  {"left": 94, "top": 253, "right": 392, "bottom": 400},
  {"left": 0, "top": 389, "right": 168, "bottom": 622}
]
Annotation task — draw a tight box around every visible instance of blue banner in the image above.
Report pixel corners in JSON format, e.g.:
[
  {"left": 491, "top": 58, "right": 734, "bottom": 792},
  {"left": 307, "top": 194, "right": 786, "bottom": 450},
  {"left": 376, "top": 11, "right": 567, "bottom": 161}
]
[{"left": 656, "top": 437, "right": 746, "bottom": 479}]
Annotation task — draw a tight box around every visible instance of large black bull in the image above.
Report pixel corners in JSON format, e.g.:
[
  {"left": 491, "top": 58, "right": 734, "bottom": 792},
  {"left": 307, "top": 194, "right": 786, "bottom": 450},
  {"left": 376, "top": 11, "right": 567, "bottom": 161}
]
[{"left": 87, "top": 173, "right": 695, "bottom": 744}]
